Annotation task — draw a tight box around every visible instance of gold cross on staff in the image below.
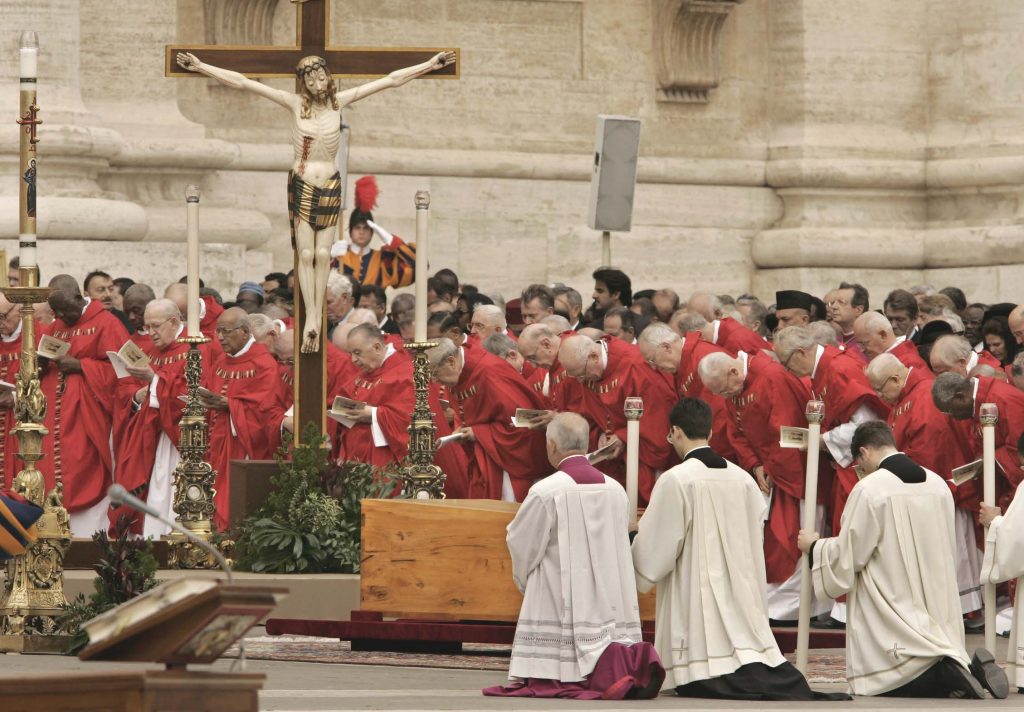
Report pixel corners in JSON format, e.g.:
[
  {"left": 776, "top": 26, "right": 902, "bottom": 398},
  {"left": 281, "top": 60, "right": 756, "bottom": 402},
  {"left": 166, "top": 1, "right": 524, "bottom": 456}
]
[
  {"left": 165, "top": 0, "right": 459, "bottom": 82},
  {"left": 164, "top": 0, "right": 459, "bottom": 444}
]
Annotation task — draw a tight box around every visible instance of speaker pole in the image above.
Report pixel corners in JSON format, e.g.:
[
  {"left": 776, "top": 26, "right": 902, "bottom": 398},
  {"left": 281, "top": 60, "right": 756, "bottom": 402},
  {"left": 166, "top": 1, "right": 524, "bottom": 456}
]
[{"left": 601, "top": 230, "right": 611, "bottom": 265}]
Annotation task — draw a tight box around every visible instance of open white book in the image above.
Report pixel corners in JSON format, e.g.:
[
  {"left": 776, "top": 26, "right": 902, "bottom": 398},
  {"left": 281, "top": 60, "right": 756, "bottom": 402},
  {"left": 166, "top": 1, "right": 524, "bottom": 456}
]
[
  {"left": 779, "top": 426, "right": 809, "bottom": 450},
  {"left": 951, "top": 459, "right": 982, "bottom": 487},
  {"left": 38, "top": 334, "right": 70, "bottom": 359},
  {"left": 586, "top": 438, "right": 618, "bottom": 465},
  {"left": 107, "top": 340, "right": 151, "bottom": 379},
  {"left": 436, "top": 432, "right": 465, "bottom": 449},
  {"left": 511, "top": 408, "right": 548, "bottom": 428},
  {"left": 327, "top": 395, "right": 367, "bottom": 429},
  {"left": 0, "top": 380, "right": 14, "bottom": 394}
]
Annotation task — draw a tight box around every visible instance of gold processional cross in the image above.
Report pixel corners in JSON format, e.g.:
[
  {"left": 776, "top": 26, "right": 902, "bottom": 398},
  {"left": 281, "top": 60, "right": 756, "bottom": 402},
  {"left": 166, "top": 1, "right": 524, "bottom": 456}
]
[{"left": 165, "top": 0, "right": 458, "bottom": 442}]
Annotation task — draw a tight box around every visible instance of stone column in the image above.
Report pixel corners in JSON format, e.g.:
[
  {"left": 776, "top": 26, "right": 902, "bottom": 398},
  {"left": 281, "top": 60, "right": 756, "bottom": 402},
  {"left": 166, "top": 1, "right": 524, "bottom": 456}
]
[
  {"left": 753, "top": 0, "right": 930, "bottom": 301},
  {"left": 0, "top": 0, "right": 147, "bottom": 246}
]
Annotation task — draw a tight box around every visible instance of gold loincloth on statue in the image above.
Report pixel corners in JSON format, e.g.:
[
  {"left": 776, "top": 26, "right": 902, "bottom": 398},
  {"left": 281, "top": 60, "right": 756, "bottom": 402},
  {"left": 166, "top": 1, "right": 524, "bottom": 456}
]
[{"left": 287, "top": 171, "right": 342, "bottom": 247}]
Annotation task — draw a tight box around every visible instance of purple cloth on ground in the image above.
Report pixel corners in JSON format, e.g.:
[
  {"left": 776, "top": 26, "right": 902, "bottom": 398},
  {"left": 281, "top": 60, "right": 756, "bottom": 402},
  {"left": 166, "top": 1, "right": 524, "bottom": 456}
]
[
  {"left": 558, "top": 454, "right": 605, "bottom": 485},
  {"left": 482, "top": 642, "right": 665, "bottom": 700}
]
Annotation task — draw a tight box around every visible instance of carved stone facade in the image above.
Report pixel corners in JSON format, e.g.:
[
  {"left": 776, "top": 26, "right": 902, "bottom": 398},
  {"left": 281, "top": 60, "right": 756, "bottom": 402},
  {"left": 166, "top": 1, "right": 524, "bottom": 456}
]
[{"left": 1, "top": 0, "right": 1023, "bottom": 305}]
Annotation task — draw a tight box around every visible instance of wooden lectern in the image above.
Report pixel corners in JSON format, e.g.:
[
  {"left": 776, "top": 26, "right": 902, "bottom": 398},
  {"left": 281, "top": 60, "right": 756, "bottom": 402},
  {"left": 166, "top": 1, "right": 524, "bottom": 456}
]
[{"left": 2, "top": 580, "right": 286, "bottom": 712}]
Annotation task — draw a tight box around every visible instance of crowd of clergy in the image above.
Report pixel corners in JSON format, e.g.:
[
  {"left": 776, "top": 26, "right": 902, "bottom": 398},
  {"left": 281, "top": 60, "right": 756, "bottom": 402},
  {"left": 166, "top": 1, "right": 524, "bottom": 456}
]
[{"left": 3, "top": 192, "right": 1024, "bottom": 699}]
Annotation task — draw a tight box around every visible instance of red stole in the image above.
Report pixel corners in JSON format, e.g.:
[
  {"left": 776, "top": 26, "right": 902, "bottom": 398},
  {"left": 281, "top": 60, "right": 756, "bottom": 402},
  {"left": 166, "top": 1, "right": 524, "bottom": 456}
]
[
  {"left": 339, "top": 352, "right": 415, "bottom": 468},
  {"left": 716, "top": 317, "right": 771, "bottom": 356},
  {"left": 41, "top": 301, "right": 128, "bottom": 511}
]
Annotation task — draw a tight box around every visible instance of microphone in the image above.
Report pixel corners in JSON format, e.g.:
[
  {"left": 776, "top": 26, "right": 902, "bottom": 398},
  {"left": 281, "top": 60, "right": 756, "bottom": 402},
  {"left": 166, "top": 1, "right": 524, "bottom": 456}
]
[
  {"left": 108, "top": 483, "right": 246, "bottom": 670},
  {"left": 107, "top": 484, "right": 233, "bottom": 582}
]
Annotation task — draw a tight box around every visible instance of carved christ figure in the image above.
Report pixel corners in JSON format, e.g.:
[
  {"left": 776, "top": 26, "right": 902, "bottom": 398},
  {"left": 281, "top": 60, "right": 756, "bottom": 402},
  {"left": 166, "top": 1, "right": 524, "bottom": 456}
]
[{"left": 176, "top": 50, "right": 455, "bottom": 352}]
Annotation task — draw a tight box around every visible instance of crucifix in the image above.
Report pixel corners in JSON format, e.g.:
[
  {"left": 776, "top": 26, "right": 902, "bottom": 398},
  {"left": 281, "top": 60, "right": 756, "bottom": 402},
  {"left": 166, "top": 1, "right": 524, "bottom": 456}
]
[{"left": 166, "top": 0, "right": 458, "bottom": 444}]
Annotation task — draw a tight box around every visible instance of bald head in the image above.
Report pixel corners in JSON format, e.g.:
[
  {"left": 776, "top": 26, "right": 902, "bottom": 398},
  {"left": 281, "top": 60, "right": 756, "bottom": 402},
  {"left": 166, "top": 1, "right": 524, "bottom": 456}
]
[
  {"left": 864, "top": 353, "right": 907, "bottom": 405},
  {"left": 1009, "top": 305, "right": 1024, "bottom": 346},
  {"left": 332, "top": 322, "right": 358, "bottom": 352},
  {"left": 274, "top": 329, "right": 295, "bottom": 363},
  {"left": 697, "top": 351, "right": 744, "bottom": 397},
  {"left": 216, "top": 306, "right": 252, "bottom": 355},
  {"left": 517, "top": 323, "right": 561, "bottom": 368},
  {"left": 347, "top": 324, "right": 387, "bottom": 372},
  {"left": 638, "top": 322, "right": 683, "bottom": 373},
  {"left": 246, "top": 313, "right": 278, "bottom": 345},
  {"left": 686, "top": 292, "right": 722, "bottom": 322},
  {"left": 48, "top": 274, "right": 80, "bottom": 298},
  {"left": 347, "top": 308, "right": 378, "bottom": 326},
  {"left": 164, "top": 282, "right": 188, "bottom": 314},
  {"left": 539, "top": 314, "right": 571, "bottom": 334}
]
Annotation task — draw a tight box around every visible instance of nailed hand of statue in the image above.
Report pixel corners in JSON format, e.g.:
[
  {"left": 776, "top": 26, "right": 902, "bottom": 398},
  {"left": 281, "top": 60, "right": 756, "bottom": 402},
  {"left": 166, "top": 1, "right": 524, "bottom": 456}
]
[
  {"left": 433, "top": 51, "right": 456, "bottom": 70},
  {"left": 176, "top": 52, "right": 200, "bottom": 72}
]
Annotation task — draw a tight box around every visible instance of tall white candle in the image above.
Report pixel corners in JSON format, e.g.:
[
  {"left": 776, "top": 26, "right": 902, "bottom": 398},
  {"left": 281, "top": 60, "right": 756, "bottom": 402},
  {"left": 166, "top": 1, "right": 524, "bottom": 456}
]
[
  {"left": 796, "top": 400, "right": 825, "bottom": 673},
  {"left": 414, "top": 191, "right": 430, "bottom": 343},
  {"left": 980, "top": 402, "right": 999, "bottom": 656},
  {"left": 185, "top": 185, "right": 201, "bottom": 337},
  {"left": 19, "top": 31, "right": 39, "bottom": 272},
  {"left": 623, "top": 397, "right": 644, "bottom": 527}
]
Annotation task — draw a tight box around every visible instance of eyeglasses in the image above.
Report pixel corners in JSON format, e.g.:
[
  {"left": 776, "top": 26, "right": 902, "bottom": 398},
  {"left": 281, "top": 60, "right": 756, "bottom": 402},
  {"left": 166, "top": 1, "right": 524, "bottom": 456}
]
[
  {"left": 0, "top": 307, "right": 19, "bottom": 320},
  {"left": 826, "top": 298, "right": 850, "bottom": 307},
  {"left": 215, "top": 325, "right": 244, "bottom": 336}
]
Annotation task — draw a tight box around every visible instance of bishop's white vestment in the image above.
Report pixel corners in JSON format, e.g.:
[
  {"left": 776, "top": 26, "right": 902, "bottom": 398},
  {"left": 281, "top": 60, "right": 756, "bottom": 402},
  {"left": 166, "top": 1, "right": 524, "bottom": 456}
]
[{"left": 981, "top": 481, "right": 1024, "bottom": 689}]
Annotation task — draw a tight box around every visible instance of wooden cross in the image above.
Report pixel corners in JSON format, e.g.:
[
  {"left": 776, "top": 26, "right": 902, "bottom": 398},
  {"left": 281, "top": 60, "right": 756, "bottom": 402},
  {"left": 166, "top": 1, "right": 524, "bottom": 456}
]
[{"left": 165, "top": 0, "right": 458, "bottom": 444}]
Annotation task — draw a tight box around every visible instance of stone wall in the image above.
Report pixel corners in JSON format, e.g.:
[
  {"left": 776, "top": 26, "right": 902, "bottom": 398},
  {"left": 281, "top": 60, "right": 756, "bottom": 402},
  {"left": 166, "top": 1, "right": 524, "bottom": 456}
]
[{"left": 0, "top": 0, "right": 1022, "bottom": 305}]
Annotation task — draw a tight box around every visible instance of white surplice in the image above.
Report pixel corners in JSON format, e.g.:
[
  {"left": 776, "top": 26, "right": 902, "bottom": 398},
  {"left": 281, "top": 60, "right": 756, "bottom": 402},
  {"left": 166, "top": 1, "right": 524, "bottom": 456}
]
[
  {"left": 981, "top": 481, "right": 1024, "bottom": 688},
  {"left": 506, "top": 470, "right": 642, "bottom": 682},
  {"left": 811, "top": 466, "right": 970, "bottom": 695},
  {"left": 631, "top": 456, "right": 785, "bottom": 689}
]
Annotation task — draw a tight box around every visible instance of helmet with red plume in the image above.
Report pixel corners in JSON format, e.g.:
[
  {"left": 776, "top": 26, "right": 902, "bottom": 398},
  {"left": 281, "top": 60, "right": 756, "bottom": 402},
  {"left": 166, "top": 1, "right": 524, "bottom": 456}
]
[{"left": 349, "top": 175, "right": 379, "bottom": 232}]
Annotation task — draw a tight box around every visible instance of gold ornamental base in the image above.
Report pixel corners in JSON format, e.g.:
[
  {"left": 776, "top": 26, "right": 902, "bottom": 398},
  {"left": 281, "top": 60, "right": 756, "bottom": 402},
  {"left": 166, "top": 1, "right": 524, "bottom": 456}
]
[{"left": 399, "top": 341, "right": 446, "bottom": 499}]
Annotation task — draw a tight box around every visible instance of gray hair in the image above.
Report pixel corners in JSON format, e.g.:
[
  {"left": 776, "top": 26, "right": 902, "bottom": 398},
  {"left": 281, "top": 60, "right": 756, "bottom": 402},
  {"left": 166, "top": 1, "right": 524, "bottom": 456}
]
[
  {"left": 909, "top": 284, "right": 937, "bottom": 297},
  {"left": 482, "top": 332, "right": 516, "bottom": 359},
  {"left": 932, "top": 371, "right": 971, "bottom": 408},
  {"left": 347, "top": 307, "right": 378, "bottom": 325},
  {"left": 737, "top": 298, "right": 768, "bottom": 337},
  {"left": 676, "top": 311, "right": 708, "bottom": 334},
  {"left": 773, "top": 325, "right": 817, "bottom": 362},
  {"left": 474, "top": 304, "right": 506, "bottom": 329},
  {"left": 144, "top": 298, "right": 181, "bottom": 321},
  {"left": 942, "top": 311, "right": 965, "bottom": 333},
  {"left": 326, "top": 272, "right": 353, "bottom": 299},
  {"left": 697, "top": 351, "right": 737, "bottom": 388},
  {"left": 426, "top": 337, "right": 459, "bottom": 368},
  {"left": 856, "top": 310, "right": 893, "bottom": 335},
  {"left": 638, "top": 321, "right": 680, "bottom": 348},
  {"left": 246, "top": 313, "right": 276, "bottom": 340},
  {"left": 864, "top": 352, "right": 903, "bottom": 386},
  {"left": 540, "top": 314, "right": 571, "bottom": 334},
  {"left": 930, "top": 334, "right": 972, "bottom": 367},
  {"left": 553, "top": 286, "right": 583, "bottom": 311},
  {"left": 807, "top": 320, "right": 839, "bottom": 347},
  {"left": 546, "top": 412, "right": 590, "bottom": 453}
]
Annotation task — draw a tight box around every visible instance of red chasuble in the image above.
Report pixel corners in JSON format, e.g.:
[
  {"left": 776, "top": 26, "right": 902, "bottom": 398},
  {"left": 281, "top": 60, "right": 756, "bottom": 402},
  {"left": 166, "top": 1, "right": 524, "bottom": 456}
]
[
  {"left": 888, "top": 367, "right": 970, "bottom": 481},
  {"left": 41, "top": 300, "right": 129, "bottom": 512},
  {"left": 576, "top": 338, "right": 675, "bottom": 504},
  {"left": 448, "top": 343, "right": 547, "bottom": 501},
  {"left": 725, "top": 352, "right": 812, "bottom": 583},
  {"left": 339, "top": 350, "right": 415, "bottom": 468},
  {"left": 970, "top": 377, "right": 1024, "bottom": 491},
  {"left": 674, "top": 333, "right": 736, "bottom": 461},
  {"left": 715, "top": 317, "right": 771, "bottom": 356},
  {"left": 811, "top": 345, "right": 890, "bottom": 532},
  {"left": 889, "top": 338, "right": 928, "bottom": 370},
  {"left": 0, "top": 332, "right": 22, "bottom": 486},
  {"left": 109, "top": 338, "right": 193, "bottom": 532},
  {"left": 202, "top": 341, "right": 279, "bottom": 531}
]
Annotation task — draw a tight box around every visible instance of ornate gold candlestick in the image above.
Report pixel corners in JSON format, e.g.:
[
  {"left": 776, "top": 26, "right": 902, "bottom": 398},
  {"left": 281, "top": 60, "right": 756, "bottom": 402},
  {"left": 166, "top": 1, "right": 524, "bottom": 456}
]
[
  {"left": 166, "top": 336, "right": 230, "bottom": 568},
  {"left": 0, "top": 31, "right": 73, "bottom": 652},
  {"left": 400, "top": 342, "right": 446, "bottom": 499}
]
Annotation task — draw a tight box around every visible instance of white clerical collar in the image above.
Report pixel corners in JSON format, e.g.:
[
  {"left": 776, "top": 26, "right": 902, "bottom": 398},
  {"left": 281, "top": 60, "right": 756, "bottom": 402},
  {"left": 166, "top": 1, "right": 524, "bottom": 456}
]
[
  {"left": 600, "top": 339, "right": 608, "bottom": 370},
  {"left": 711, "top": 319, "right": 721, "bottom": 344},
  {"left": 810, "top": 344, "right": 825, "bottom": 379},
  {"left": 738, "top": 350, "right": 749, "bottom": 381},
  {"left": 570, "top": 320, "right": 580, "bottom": 331},
  {"left": 199, "top": 298, "right": 207, "bottom": 320},
  {"left": 378, "top": 316, "right": 387, "bottom": 329},
  {"left": 80, "top": 296, "right": 92, "bottom": 317},
  {"left": 381, "top": 342, "right": 396, "bottom": 364},
  {"left": 1, "top": 320, "right": 22, "bottom": 343},
  {"left": 884, "top": 335, "right": 906, "bottom": 354},
  {"left": 966, "top": 351, "right": 979, "bottom": 373},
  {"left": 971, "top": 376, "right": 979, "bottom": 404},
  {"left": 228, "top": 335, "right": 256, "bottom": 358},
  {"left": 174, "top": 322, "right": 185, "bottom": 339}
]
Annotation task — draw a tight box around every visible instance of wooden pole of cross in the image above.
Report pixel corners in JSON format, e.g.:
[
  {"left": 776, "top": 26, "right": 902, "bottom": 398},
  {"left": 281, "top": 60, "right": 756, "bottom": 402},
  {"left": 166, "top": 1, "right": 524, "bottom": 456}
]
[{"left": 165, "top": 0, "right": 458, "bottom": 445}]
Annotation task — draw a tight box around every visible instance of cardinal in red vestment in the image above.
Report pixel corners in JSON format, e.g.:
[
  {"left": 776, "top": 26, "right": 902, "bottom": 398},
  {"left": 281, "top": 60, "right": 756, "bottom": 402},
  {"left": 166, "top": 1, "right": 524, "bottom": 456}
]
[
  {"left": 110, "top": 299, "right": 194, "bottom": 536},
  {"left": 557, "top": 335, "right": 675, "bottom": 504},
  {"left": 41, "top": 276, "right": 129, "bottom": 536},
  {"left": 707, "top": 315, "right": 772, "bottom": 356},
  {"left": 428, "top": 338, "right": 547, "bottom": 501},
  {"left": 637, "top": 323, "right": 737, "bottom": 462},
  {"left": 199, "top": 307, "right": 279, "bottom": 531},
  {"left": 776, "top": 328, "right": 889, "bottom": 533},
  {"left": 698, "top": 349, "right": 815, "bottom": 621}
]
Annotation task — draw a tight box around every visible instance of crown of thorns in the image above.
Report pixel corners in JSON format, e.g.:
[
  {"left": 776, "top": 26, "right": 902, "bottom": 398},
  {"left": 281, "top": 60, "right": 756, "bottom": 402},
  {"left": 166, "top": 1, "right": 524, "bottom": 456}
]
[{"left": 296, "top": 56, "right": 328, "bottom": 77}]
